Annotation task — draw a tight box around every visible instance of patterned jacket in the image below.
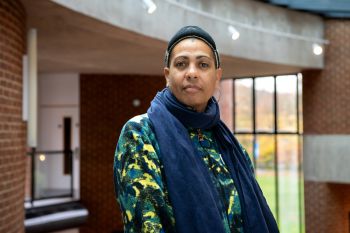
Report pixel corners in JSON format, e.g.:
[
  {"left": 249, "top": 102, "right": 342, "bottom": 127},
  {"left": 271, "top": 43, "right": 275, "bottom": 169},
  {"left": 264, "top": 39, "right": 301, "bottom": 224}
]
[{"left": 113, "top": 114, "right": 253, "bottom": 233}]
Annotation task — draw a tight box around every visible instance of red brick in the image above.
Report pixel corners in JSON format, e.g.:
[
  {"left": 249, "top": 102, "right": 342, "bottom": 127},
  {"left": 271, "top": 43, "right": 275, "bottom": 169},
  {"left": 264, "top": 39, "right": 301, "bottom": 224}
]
[
  {"left": 80, "top": 74, "right": 165, "bottom": 232},
  {"left": 303, "top": 20, "right": 350, "bottom": 233},
  {"left": 303, "top": 20, "right": 350, "bottom": 134},
  {"left": 0, "top": 0, "right": 26, "bottom": 233}
]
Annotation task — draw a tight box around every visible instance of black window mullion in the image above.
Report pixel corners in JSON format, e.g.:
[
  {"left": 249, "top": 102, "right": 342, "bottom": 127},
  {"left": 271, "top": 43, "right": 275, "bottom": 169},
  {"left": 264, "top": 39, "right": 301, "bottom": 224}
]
[
  {"left": 252, "top": 78, "right": 257, "bottom": 171},
  {"left": 273, "top": 76, "right": 280, "bottom": 224},
  {"left": 296, "top": 74, "right": 300, "bottom": 135},
  {"left": 274, "top": 76, "right": 278, "bottom": 134},
  {"left": 252, "top": 77, "right": 256, "bottom": 135},
  {"left": 233, "top": 79, "right": 236, "bottom": 132}
]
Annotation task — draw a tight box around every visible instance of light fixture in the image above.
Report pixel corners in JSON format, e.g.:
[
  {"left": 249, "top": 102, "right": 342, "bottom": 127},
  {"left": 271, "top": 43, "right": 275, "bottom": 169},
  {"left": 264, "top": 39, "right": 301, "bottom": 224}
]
[
  {"left": 132, "top": 99, "right": 141, "bottom": 107},
  {"left": 142, "top": 0, "right": 157, "bottom": 14},
  {"left": 313, "top": 43, "right": 323, "bottom": 55},
  {"left": 228, "top": 25, "right": 240, "bottom": 40},
  {"left": 164, "top": 0, "right": 329, "bottom": 46},
  {"left": 39, "top": 154, "right": 46, "bottom": 162}
]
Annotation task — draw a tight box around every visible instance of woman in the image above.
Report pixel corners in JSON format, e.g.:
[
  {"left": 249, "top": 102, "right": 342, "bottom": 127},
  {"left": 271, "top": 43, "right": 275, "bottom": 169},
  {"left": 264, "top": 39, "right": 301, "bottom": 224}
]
[{"left": 114, "top": 26, "right": 279, "bottom": 233}]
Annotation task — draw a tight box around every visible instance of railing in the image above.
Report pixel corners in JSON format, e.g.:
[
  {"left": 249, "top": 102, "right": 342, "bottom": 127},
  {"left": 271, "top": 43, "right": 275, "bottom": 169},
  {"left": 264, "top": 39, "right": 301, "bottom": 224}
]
[
  {"left": 25, "top": 148, "right": 88, "bottom": 233},
  {"left": 26, "top": 148, "right": 75, "bottom": 204}
]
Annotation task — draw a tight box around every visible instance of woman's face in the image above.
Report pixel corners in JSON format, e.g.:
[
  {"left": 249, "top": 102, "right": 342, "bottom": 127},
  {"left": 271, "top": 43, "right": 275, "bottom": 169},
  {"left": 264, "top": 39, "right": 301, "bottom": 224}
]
[{"left": 164, "top": 38, "right": 222, "bottom": 112}]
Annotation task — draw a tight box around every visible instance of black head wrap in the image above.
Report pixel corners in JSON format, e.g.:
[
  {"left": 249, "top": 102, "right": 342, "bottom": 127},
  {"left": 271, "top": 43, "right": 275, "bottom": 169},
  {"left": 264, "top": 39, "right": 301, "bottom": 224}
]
[{"left": 164, "top": 25, "right": 220, "bottom": 68}]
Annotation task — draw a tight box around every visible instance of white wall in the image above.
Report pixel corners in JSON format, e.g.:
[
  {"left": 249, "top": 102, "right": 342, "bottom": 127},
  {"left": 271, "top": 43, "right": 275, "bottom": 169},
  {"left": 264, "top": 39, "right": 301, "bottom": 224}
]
[{"left": 37, "top": 73, "right": 80, "bottom": 199}]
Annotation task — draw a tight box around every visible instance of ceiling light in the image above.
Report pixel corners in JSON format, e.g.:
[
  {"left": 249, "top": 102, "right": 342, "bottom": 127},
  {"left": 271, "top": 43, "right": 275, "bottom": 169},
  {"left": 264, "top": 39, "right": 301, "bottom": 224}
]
[
  {"left": 228, "top": 25, "right": 240, "bottom": 40},
  {"left": 142, "top": 0, "right": 157, "bottom": 14},
  {"left": 313, "top": 43, "right": 323, "bottom": 55}
]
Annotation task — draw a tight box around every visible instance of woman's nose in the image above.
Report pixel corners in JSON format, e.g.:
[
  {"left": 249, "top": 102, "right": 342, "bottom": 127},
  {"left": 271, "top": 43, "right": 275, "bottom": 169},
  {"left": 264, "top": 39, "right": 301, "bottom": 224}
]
[{"left": 186, "top": 64, "right": 198, "bottom": 79}]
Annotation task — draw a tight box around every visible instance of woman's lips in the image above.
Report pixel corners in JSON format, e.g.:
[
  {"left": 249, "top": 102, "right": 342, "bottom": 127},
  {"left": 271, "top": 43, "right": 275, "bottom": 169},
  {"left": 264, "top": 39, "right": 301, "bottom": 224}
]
[{"left": 183, "top": 85, "right": 201, "bottom": 93}]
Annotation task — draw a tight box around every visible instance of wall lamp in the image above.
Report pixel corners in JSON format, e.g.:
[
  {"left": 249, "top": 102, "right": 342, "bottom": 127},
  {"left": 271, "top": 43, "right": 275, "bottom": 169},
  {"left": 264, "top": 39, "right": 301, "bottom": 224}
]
[
  {"left": 142, "top": 0, "right": 157, "bottom": 14},
  {"left": 313, "top": 43, "right": 323, "bottom": 55},
  {"left": 228, "top": 25, "right": 240, "bottom": 40}
]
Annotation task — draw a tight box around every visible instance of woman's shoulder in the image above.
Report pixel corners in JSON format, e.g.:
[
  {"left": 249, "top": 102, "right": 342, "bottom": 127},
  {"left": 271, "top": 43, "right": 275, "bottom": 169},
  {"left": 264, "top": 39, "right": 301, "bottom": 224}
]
[
  {"left": 116, "top": 113, "right": 161, "bottom": 168},
  {"left": 122, "top": 113, "right": 153, "bottom": 132},
  {"left": 120, "top": 113, "right": 157, "bottom": 142}
]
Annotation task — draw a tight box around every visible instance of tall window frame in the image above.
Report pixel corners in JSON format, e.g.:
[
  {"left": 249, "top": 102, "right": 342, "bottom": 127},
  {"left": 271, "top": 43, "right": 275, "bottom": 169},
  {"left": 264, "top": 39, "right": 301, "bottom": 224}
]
[{"left": 232, "top": 74, "right": 304, "bottom": 233}]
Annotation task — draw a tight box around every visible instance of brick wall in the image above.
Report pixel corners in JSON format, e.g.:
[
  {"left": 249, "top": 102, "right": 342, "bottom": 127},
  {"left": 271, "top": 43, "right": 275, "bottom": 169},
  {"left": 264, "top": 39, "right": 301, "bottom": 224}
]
[
  {"left": 303, "top": 20, "right": 350, "bottom": 134},
  {"left": 303, "top": 20, "right": 350, "bottom": 233},
  {"left": 0, "top": 0, "right": 26, "bottom": 232},
  {"left": 80, "top": 74, "right": 165, "bottom": 233}
]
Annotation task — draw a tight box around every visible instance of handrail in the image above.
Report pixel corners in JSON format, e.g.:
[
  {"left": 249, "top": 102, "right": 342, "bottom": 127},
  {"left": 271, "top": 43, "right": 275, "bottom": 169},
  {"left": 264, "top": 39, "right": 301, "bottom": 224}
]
[{"left": 27, "top": 148, "right": 75, "bottom": 204}]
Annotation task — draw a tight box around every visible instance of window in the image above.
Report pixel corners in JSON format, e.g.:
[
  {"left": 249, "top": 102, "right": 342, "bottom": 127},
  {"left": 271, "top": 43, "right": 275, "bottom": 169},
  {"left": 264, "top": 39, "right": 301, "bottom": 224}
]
[{"left": 232, "top": 74, "right": 304, "bottom": 233}]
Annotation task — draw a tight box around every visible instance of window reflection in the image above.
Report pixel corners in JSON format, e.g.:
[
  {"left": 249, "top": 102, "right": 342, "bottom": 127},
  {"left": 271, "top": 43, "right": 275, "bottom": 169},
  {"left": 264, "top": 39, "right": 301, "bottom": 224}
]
[
  {"left": 255, "top": 77, "right": 274, "bottom": 132},
  {"left": 277, "top": 135, "right": 300, "bottom": 233},
  {"left": 277, "top": 75, "right": 297, "bottom": 132},
  {"left": 255, "top": 135, "right": 277, "bottom": 217},
  {"left": 235, "top": 79, "right": 253, "bottom": 131},
  {"left": 235, "top": 134, "right": 254, "bottom": 163},
  {"left": 219, "top": 79, "right": 233, "bottom": 131},
  {"left": 298, "top": 74, "right": 303, "bottom": 134},
  {"left": 232, "top": 74, "right": 304, "bottom": 233}
]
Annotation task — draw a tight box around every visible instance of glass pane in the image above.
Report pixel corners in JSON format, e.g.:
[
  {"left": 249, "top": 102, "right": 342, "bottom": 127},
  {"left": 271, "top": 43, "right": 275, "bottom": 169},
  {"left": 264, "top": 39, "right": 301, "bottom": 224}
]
[
  {"left": 35, "top": 152, "right": 72, "bottom": 199},
  {"left": 277, "top": 135, "right": 300, "bottom": 233},
  {"left": 235, "top": 134, "right": 254, "bottom": 164},
  {"left": 255, "top": 135, "right": 277, "bottom": 218},
  {"left": 235, "top": 79, "right": 253, "bottom": 131},
  {"left": 219, "top": 79, "right": 233, "bottom": 131},
  {"left": 255, "top": 77, "right": 274, "bottom": 132},
  {"left": 25, "top": 155, "right": 32, "bottom": 202},
  {"left": 298, "top": 73, "right": 303, "bottom": 134},
  {"left": 299, "top": 135, "right": 305, "bottom": 233},
  {"left": 277, "top": 75, "right": 297, "bottom": 132}
]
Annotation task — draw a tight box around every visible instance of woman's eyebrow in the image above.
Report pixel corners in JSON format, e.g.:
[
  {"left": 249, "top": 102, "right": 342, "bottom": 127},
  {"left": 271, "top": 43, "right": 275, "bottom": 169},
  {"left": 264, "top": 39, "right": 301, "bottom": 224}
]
[
  {"left": 174, "top": 56, "right": 189, "bottom": 60},
  {"left": 173, "top": 55, "right": 211, "bottom": 60},
  {"left": 196, "top": 55, "right": 211, "bottom": 59}
]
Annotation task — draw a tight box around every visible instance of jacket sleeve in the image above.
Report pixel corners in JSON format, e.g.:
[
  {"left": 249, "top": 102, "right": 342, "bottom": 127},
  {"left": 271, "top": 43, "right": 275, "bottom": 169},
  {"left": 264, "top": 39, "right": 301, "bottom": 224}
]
[{"left": 113, "top": 119, "right": 175, "bottom": 233}]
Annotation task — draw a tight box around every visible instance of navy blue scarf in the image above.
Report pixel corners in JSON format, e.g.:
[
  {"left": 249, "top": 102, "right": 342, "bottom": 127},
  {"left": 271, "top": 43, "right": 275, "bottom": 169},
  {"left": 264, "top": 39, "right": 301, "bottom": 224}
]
[{"left": 147, "top": 88, "right": 279, "bottom": 233}]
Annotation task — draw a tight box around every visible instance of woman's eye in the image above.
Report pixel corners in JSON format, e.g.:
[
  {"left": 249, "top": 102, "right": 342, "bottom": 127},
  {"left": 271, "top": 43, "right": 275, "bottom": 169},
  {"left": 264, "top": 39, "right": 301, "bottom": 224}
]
[
  {"left": 200, "top": 62, "right": 209, "bottom": 68},
  {"left": 175, "top": 62, "right": 186, "bottom": 68}
]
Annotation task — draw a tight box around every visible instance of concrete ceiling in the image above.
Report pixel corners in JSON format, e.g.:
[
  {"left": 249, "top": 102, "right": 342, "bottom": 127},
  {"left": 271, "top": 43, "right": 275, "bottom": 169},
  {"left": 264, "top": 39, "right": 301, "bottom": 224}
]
[{"left": 22, "top": 0, "right": 303, "bottom": 78}]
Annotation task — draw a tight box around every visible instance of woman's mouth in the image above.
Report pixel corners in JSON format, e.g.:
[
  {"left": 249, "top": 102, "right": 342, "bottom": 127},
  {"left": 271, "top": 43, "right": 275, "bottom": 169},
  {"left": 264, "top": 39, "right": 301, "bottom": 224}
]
[{"left": 184, "top": 85, "right": 201, "bottom": 93}]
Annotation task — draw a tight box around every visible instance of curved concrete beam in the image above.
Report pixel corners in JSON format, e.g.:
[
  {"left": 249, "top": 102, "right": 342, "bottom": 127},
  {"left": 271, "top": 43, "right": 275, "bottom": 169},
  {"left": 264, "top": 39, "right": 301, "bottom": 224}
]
[{"left": 52, "top": 0, "right": 325, "bottom": 70}]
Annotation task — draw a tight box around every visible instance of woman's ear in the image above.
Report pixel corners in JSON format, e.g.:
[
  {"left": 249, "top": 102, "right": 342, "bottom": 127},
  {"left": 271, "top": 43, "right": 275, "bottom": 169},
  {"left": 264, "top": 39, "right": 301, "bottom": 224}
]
[
  {"left": 215, "top": 67, "right": 222, "bottom": 87},
  {"left": 164, "top": 67, "right": 170, "bottom": 87}
]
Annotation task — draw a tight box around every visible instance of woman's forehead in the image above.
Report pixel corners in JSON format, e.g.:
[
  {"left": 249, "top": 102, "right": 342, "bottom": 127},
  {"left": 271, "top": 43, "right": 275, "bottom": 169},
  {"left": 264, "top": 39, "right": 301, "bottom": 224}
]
[{"left": 171, "top": 38, "right": 214, "bottom": 59}]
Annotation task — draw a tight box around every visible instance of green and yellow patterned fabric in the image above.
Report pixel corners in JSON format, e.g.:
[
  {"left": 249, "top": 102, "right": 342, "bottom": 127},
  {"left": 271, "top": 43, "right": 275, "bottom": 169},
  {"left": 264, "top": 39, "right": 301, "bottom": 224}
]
[{"left": 114, "top": 114, "right": 251, "bottom": 233}]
